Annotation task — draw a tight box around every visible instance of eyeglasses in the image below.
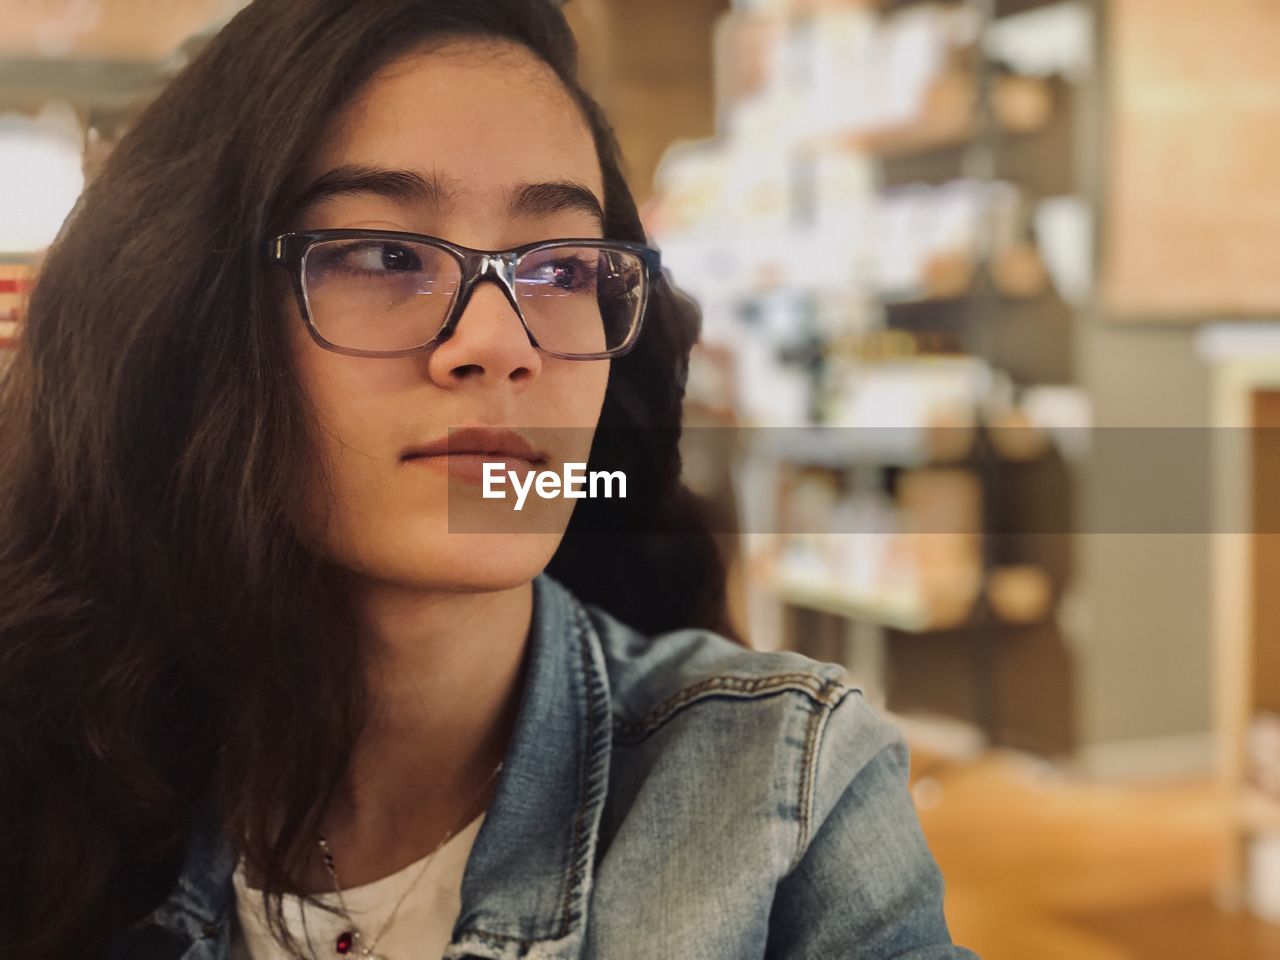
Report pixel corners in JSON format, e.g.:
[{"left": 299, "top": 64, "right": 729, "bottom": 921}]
[{"left": 265, "top": 229, "right": 660, "bottom": 360}]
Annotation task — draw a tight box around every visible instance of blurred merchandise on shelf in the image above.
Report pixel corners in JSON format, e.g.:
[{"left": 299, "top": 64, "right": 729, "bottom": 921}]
[
  {"left": 1244, "top": 706, "right": 1280, "bottom": 926},
  {"left": 645, "top": 0, "right": 1091, "bottom": 765},
  {"left": 1249, "top": 713, "right": 1280, "bottom": 799},
  {"left": 1248, "top": 833, "right": 1280, "bottom": 924},
  {"left": 0, "top": 101, "right": 85, "bottom": 253}
]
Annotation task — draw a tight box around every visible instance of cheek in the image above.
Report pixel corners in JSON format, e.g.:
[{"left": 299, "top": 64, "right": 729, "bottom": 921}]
[
  {"left": 286, "top": 322, "right": 402, "bottom": 555},
  {"left": 541, "top": 361, "right": 610, "bottom": 467},
  {"left": 285, "top": 292, "right": 413, "bottom": 455},
  {"left": 550, "top": 359, "right": 610, "bottom": 425}
]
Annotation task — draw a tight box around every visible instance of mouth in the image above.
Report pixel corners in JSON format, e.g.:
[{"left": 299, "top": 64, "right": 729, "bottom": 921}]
[{"left": 401, "top": 426, "right": 550, "bottom": 471}]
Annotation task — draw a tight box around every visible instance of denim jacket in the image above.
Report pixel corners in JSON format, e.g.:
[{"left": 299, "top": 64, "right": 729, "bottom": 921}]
[{"left": 111, "top": 573, "right": 978, "bottom": 959}]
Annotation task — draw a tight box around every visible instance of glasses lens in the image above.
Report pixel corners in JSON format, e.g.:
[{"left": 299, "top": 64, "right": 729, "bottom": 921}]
[
  {"left": 302, "top": 238, "right": 462, "bottom": 352},
  {"left": 514, "top": 246, "right": 644, "bottom": 356}
]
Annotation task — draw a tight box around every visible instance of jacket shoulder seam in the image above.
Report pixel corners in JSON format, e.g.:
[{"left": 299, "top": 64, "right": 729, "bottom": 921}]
[
  {"left": 611, "top": 671, "right": 851, "bottom": 744},
  {"left": 792, "top": 690, "right": 847, "bottom": 873}
]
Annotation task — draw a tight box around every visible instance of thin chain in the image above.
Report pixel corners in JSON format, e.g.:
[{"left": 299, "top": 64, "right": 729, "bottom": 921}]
[{"left": 316, "top": 759, "right": 504, "bottom": 957}]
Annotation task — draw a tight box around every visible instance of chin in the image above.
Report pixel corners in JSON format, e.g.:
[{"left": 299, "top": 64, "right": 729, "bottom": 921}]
[{"left": 347, "top": 530, "right": 566, "bottom": 595}]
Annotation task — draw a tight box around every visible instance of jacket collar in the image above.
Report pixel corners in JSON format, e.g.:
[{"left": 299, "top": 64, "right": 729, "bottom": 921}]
[
  {"left": 140, "top": 573, "right": 611, "bottom": 960},
  {"left": 445, "top": 573, "right": 613, "bottom": 958}
]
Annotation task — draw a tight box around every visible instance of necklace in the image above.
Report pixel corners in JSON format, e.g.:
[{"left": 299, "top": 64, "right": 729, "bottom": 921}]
[{"left": 316, "top": 760, "right": 504, "bottom": 959}]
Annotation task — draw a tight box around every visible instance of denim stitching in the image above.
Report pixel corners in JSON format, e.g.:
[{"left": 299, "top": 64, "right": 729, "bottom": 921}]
[
  {"left": 794, "top": 699, "right": 832, "bottom": 873},
  {"left": 612, "top": 673, "right": 850, "bottom": 743},
  {"left": 451, "top": 599, "right": 610, "bottom": 955},
  {"left": 559, "top": 602, "right": 610, "bottom": 938}
]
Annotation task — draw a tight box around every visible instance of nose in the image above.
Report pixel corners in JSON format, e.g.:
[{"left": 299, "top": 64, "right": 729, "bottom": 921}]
[{"left": 424, "top": 275, "right": 542, "bottom": 387}]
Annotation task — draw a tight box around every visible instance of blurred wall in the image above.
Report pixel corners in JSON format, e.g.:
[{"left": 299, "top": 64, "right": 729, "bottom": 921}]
[
  {"left": 1066, "top": 0, "right": 1264, "bottom": 766},
  {"left": 1074, "top": 333, "right": 1212, "bottom": 762},
  {"left": 565, "top": 0, "right": 729, "bottom": 207}
]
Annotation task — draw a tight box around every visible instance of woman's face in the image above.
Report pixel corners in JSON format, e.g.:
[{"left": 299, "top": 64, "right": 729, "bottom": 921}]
[{"left": 281, "top": 39, "right": 611, "bottom": 592}]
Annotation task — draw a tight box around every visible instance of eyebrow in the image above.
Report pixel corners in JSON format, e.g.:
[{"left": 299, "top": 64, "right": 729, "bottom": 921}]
[
  {"left": 507, "top": 180, "right": 605, "bottom": 227},
  {"left": 292, "top": 164, "right": 606, "bottom": 230}
]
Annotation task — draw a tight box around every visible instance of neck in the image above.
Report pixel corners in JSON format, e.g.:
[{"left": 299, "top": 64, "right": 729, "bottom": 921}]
[{"left": 332, "top": 575, "right": 534, "bottom": 840}]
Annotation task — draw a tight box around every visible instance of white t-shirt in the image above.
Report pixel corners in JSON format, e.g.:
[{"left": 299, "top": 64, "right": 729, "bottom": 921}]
[{"left": 230, "top": 811, "right": 485, "bottom": 960}]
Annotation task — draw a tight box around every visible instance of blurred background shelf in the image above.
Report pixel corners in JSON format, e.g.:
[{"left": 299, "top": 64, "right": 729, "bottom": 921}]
[
  {"left": 878, "top": 0, "right": 1073, "bottom": 13},
  {"left": 643, "top": 0, "right": 1094, "bottom": 757},
  {"left": 877, "top": 244, "right": 1052, "bottom": 305},
  {"left": 760, "top": 568, "right": 934, "bottom": 632},
  {"left": 1239, "top": 787, "right": 1280, "bottom": 834},
  {"left": 814, "top": 71, "right": 1054, "bottom": 158}
]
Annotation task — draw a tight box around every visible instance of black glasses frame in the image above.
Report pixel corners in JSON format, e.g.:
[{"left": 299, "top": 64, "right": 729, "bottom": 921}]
[{"left": 265, "top": 228, "right": 661, "bottom": 360}]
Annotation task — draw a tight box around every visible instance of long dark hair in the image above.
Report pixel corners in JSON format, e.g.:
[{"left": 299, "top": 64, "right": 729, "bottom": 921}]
[{"left": 0, "top": 0, "right": 732, "bottom": 953}]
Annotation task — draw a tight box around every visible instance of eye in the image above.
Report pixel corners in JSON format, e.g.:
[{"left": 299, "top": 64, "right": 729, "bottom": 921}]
[
  {"left": 348, "top": 241, "right": 423, "bottom": 274},
  {"left": 317, "top": 239, "right": 425, "bottom": 276},
  {"left": 524, "top": 255, "right": 599, "bottom": 293}
]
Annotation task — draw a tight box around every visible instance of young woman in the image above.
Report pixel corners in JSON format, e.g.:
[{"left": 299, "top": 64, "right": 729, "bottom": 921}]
[{"left": 0, "top": 1, "right": 977, "bottom": 958}]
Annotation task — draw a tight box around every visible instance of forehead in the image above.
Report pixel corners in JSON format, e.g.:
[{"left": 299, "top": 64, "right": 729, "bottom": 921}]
[{"left": 301, "top": 38, "right": 603, "bottom": 206}]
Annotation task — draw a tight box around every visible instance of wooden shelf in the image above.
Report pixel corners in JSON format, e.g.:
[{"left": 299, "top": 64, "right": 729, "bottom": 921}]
[
  {"left": 876, "top": 0, "right": 1068, "bottom": 15},
  {"left": 762, "top": 569, "right": 933, "bottom": 633},
  {"left": 883, "top": 295, "right": 1076, "bottom": 384},
  {"left": 879, "top": 243, "right": 1052, "bottom": 306},
  {"left": 814, "top": 71, "right": 1053, "bottom": 160},
  {"left": 748, "top": 419, "right": 978, "bottom": 469},
  {"left": 993, "top": 0, "right": 1077, "bottom": 18}
]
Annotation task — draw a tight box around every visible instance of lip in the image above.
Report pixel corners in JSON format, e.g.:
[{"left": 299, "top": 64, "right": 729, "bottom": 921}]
[{"left": 399, "top": 427, "right": 550, "bottom": 481}]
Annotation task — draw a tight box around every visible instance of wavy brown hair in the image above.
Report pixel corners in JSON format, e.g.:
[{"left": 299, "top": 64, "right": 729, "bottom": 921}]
[{"left": 0, "top": 0, "right": 732, "bottom": 954}]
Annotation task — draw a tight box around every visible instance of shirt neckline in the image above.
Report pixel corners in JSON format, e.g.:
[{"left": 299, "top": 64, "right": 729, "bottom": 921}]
[{"left": 232, "top": 809, "right": 487, "bottom": 908}]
